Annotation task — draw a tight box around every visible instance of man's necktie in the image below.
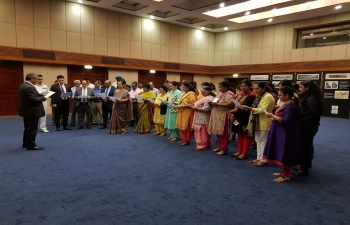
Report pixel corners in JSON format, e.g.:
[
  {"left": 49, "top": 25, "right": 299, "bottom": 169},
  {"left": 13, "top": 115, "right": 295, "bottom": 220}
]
[
  {"left": 60, "top": 85, "right": 66, "bottom": 99},
  {"left": 83, "top": 88, "right": 86, "bottom": 102},
  {"left": 105, "top": 87, "right": 108, "bottom": 95}
]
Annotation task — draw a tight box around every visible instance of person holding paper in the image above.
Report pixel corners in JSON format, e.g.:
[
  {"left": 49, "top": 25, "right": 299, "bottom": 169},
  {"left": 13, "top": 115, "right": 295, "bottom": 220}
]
[
  {"left": 19, "top": 73, "right": 47, "bottom": 150},
  {"left": 91, "top": 80, "right": 103, "bottom": 125},
  {"left": 153, "top": 85, "right": 170, "bottom": 136},
  {"left": 50, "top": 75, "right": 72, "bottom": 131},
  {"left": 99, "top": 80, "right": 115, "bottom": 129},
  {"left": 164, "top": 81, "right": 183, "bottom": 141},
  {"left": 230, "top": 80, "right": 256, "bottom": 160},
  {"left": 241, "top": 82, "right": 275, "bottom": 166},
  {"left": 109, "top": 80, "right": 133, "bottom": 134},
  {"left": 128, "top": 81, "right": 142, "bottom": 127},
  {"left": 262, "top": 87, "right": 301, "bottom": 182},
  {"left": 176, "top": 82, "right": 197, "bottom": 146},
  {"left": 135, "top": 83, "right": 156, "bottom": 134},
  {"left": 208, "top": 81, "right": 235, "bottom": 155},
  {"left": 74, "top": 80, "right": 95, "bottom": 129},
  {"left": 70, "top": 80, "right": 81, "bottom": 126},
  {"left": 192, "top": 86, "right": 215, "bottom": 150},
  {"left": 35, "top": 74, "right": 50, "bottom": 133}
]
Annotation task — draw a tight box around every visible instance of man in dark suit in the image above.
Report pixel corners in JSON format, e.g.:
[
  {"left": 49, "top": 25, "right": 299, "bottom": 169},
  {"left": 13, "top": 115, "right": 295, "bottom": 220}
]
[
  {"left": 74, "top": 80, "right": 95, "bottom": 129},
  {"left": 50, "top": 75, "right": 72, "bottom": 131},
  {"left": 99, "top": 80, "right": 115, "bottom": 129},
  {"left": 19, "top": 73, "right": 47, "bottom": 150}
]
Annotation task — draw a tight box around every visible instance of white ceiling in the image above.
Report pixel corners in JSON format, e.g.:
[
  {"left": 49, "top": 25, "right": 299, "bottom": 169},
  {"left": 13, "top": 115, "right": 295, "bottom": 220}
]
[{"left": 67, "top": 0, "right": 350, "bottom": 32}]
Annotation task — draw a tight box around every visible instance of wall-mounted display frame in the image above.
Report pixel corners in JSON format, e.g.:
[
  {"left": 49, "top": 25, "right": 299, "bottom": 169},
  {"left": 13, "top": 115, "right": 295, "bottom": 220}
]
[
  {"left": 272, "top": 74, "right": 294, "bottom": 80},
  {"left": 324, "top": 81, "right": 339, "bottom": 89},
  {"left": 334, "top": 90, "right": 349, "bottom": 100},
  {"left": 272, "top": 81, "right": 280, "bottom": 88},
  {"left": 250, "top": 74, "right": 269, "bottom": 81},
  {"left": 325, "top": 73, "right": 350, "bottom": 80},
  {"left": 296, "top": 73, "right": 319, "bottom": 80}
]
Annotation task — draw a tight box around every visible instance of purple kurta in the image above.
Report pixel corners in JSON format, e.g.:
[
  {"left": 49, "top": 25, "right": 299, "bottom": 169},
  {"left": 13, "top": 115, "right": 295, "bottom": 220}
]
[{"left": 263, "top": 102, "right": 301, "bottom": 167}]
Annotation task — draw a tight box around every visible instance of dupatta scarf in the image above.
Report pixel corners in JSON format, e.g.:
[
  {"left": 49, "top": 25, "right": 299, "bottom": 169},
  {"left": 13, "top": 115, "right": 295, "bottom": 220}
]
[{"left": 138, "top": 91, "right": 155, "bottom": 128}]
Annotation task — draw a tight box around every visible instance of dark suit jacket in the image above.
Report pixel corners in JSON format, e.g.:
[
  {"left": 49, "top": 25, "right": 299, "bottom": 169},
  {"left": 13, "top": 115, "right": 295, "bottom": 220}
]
[
  {"left": 74, "top": 87, "right": 95, "bottom": 107},
  {"left": 50, "top": 83, "right": 72, "bottom": 106},
  {"left": 19, "top": 82, "right": 46, "bottom": 118},
  {"left": 101, "top": 86, "right": 115, "bottom": 110}
]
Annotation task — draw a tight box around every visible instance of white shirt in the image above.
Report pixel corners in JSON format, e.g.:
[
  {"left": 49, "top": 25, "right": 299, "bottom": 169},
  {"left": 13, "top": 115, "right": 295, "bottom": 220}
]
[
  {"left": 112, "top": 82, "right": 118, "bottom": 88},
  {"left": 129, "top": 88, "right": 141, "bottom": 99},
  {"left": 71, "top": 86, "right": 77, "bottom": 96},
  {"left": 151, "top": 88, "right": 159, "bottom": 97},
  {"left": 87, "top": 83, "right": 95, "bottom": 89},
  {"left": 36, "top": 83, "right": 48, "bottom": 102}
]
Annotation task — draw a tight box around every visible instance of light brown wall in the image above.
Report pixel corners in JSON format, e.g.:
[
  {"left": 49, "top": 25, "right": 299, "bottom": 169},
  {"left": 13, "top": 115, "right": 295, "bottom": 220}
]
[
  {"left": 23, "top": 62, "right": 68, "bottom": 114},
  {"left": 108, "top": 68, "right": 138, "bottom": 84},
  {"left": 166, "top": 72, "right": 180, "bottom": 82},
  {"left": 214, "top": 12, "right": 350, "bottom": 66},
  {"left": 0, "top": 0, "right": 215, "bottom": 66}
]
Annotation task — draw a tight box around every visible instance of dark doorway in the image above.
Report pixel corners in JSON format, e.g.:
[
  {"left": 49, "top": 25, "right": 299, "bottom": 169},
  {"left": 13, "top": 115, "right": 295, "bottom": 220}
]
[
  {"left": 67, "top": 65, "right": 108, "bottom": 87},
  {"left": 138, "top": 70, "right": 166, "bottom": 89},
  {"left": 0, "top": 61, "right": 23, "bottom": 116}
]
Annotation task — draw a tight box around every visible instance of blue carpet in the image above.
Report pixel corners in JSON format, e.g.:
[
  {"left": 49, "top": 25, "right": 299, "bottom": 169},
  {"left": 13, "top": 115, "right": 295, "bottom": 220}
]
[{"left": 0, "top": 116, "right": 349, "bottom": 225}]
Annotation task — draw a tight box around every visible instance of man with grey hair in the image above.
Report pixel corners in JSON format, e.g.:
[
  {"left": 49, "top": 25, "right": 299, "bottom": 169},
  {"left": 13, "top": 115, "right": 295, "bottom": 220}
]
[
  {"left": 70, "top": 80, "right": 81, "bottom": 126},
  {"left": 149, "top": 82, "right": 159, "bottom": 97},
  {"left": 19, "top": 73, "right": 47, "bottom": 150}
]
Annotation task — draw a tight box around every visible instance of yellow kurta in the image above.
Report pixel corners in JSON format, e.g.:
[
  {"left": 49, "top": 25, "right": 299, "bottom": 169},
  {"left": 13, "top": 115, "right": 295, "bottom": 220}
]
[
  {"left": 176, "top": 91, "right": 197, "bottom": 131},
  {"left": 153, "top": 93, "right": 170, "bottom": 124}
]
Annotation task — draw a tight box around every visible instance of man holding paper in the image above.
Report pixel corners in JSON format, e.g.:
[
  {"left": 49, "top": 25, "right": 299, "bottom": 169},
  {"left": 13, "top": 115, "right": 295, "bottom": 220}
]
[
  {"left": 50, "top": 75, "right": 72, "bottom": 131},
  {"left": 99, "top": 80, "right": 115, "bottom": 129},
  {"left": 74, "top": 80, "right": 95, "bottom": 129},
  {"left": 19, "top": 73, "right": 48, "bottom": 150}
]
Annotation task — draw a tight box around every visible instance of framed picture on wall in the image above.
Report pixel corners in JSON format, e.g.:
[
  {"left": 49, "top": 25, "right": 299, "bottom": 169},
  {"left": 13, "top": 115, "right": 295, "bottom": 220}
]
[
  {"left": 296, "top": 73, "right": 319, "bottom": 80},
  {"left": 272, "top": 74, "right": 293, "bottom": 80},
  {"left": 250, "top": 74, "right": 269, "bottom": 81},
  {"left": 324, "top": 81, "right": 339, "bottom": 89},
  {"left": 296, "top": 81, "right": 303, "bottom": 84},
  {"left": 325, "top": 73, "right": 350, "bottom": 80}
]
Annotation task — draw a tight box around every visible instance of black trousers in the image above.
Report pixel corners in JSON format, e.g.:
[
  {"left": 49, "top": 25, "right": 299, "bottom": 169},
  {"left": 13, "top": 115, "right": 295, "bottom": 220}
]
[
  {"left": 23, "top": 117, "right": 39, "bottom": 148},
  {"left": 70, "top": 101, "right": 78, "bottom": 124},
  {"left": 55, "top": 100, "right": 69, "bottom": 127},
  {"left": 299, "top": 122, "right": 318, "bottom": 173},
  {"left": 102, "top": 102, "right": 113, "bottom": 126},
  {"left": 77, "top": 103, "right": 92, "bottom": 127}
]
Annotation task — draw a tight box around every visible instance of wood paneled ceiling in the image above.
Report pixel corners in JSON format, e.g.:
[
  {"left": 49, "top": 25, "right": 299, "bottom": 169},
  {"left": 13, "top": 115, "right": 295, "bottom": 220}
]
[{"left": 67, "top": 0, "right": 350, "bottom": 32}]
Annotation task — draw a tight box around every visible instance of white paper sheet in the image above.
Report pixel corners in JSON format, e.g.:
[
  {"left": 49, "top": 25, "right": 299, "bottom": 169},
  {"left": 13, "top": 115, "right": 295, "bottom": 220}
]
[
  {"left": 98, "top": 93, "right": 107, "bottom": 99},
  {"left": 135, "top": 95, "right": 144, "bottom": 103},
  {"left": 44, "top": 91, "right": 55, "bottom": 99},
  {"left": 109, "top": 97, "right": 117, "bottom": 102},
  {"left": 213, "top": 97, "right": 219, "bottom": 103},
  {"left": 231, "top": 99, "right": 242, "bottom": 108}
]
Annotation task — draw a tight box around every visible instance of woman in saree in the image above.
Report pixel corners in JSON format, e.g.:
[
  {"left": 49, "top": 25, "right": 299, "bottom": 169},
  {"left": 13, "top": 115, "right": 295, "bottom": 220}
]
[
  {"left": 164, "top": 81, "right": 183, "bottom": 142},
  {"left": 208, "top": 80, "right": 235, "bottom": 155},
  {"left": 153, "top": 85, "right": 170, "bottom": 136},
  {"left": 176, "top": 82, "right": 197, "bottom": 146},
  {"left": 192, "top": 86, "right": 215, "bottom": 150},
  {"left": 109, "top": 80, "right": 133, "bottom": 134},
  {"left": 134, "top": 83, "right": 156, "bottom": 134}
]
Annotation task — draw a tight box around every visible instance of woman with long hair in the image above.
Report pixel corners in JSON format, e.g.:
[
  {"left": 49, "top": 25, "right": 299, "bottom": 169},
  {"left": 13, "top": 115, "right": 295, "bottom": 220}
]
[
  {"left": 134, "top": 83, "right": 156, "bottom": 134},
  {"left": 176, "top": 82, "right": 197, "bottom": 146},
  {"left": 231, "top": 80, "right": 256, "bottom": 160},
  {"left": 266, "top": 82, "right": 278, "bottom": 104},
  {"left": 192, "top": 86, "right": 215, "bottom": 150},
  {"left": 208, "top": 80, "right": 235, "bottom": 155},
  {"left": 293, "top": 80, "right": 323, "bottom": 176},
  {"left": 241, "top": 82, "right": 275, "bottom": 166},
  {"left": 164, "top": 81, "right": 183, "bottom": 141},
  {"left": 153, "top": 85, "right": 170, "bottom": 136},
  {"left": 109, "top": 80, "right": 133, "bottom": 134},
  {"left": 263, "top": 87, "right": 300, "bottom": 182},
  {"left": 209, "top": 82, "right": 217, "bottom": 95}
]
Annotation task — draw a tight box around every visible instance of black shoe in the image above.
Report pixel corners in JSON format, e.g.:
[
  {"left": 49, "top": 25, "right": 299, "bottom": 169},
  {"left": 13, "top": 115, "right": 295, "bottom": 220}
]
[
  {"left": 128, "top": 124, "right": 134, "bottom": 127},
  {"left": 86, "top": 126, "right": 91, "bottom": 129},
  {"left": 99, "top": 126, "right": 107, "bottom": 129},
  {"left": 292, "top": 170, "right": 309, "bottom": 176},
  {"left": 78, "top": 126, "right": 84, "bottom": 129},
  {"left": 22, "top": 144, "right": 27, "bottom": 148},
  {"left": 26, "top": 146, "right": 43, "bottom": 150},
  {"left": 92, "top": 123, "right": 97, "bottom": 125},
  {"left": 63, "top": 127, "right": 72, "bottom": 130},
  {"left": 70, "top": 122, "right": 75, "bottom": 126},
  {"left": 56, "top": 127, "right": 61, "bottom": 131}
]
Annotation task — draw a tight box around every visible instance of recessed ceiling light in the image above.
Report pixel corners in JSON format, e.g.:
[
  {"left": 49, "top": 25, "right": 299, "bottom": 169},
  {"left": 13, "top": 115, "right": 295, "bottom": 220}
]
[
  {"left": 150, "top": 15, "right": 154, "bottom": 19},
  {"left": 335, "top": 5, "right": 342, "bottom": 10},
  {"left": 201, "top": 27, "right": 205, "bottom": 30},
  {"left": 77, "top": 0, "right": 82, "bottom": 3},
  {"left": 310, "top": 33, "right": 313, "bottom": 36},
  {"left": 233, "top": 74, "right": 239, "bottom": 77},
  {"left": 84, "top": 65, "right": 92, "bottom": 69},
  {"left": 245, "top": 11, "right": 250, "bottom": 16},
  {"left": 219, "top": 3, "right": 225, "bottom": 8},
  {"left": 323, "top": 37, "right": 327, "bottom": 40},
  {"left": 224, "top": 27, "right": 228, "bottom": 30},
  {"left": 267, "top": 18, "right": 273, "bottom": 22},
  {"left": 150, "top": 70, "right": 156, "bottom": 73},
  {"left": 153, "top": 0, "right": 164, "bottom": 2}
]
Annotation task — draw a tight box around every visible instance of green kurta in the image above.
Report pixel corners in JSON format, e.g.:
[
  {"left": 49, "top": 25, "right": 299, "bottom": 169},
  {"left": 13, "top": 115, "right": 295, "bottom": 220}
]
[{"left": 164, "top": 89, "right": 182, "bottom": 130}]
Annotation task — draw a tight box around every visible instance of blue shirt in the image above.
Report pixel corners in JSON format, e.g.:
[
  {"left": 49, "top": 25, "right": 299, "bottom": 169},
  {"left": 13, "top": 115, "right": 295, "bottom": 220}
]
[{"left": 93, "top": 88, "right": 102, "bottom": 102}]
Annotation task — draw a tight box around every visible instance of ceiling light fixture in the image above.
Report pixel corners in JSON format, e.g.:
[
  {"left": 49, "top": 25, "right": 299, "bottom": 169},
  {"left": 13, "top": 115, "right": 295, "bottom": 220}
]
[
  {"left": 267, "top": 18, "right": 273, "bottom": 22},
  {"left": 150, "top": 15, "right": 155, "bottom": 19},
  {"left": 153, "top": 0, "right": 164, "bottom": 2},
  {"left": 201, "top": 27, "right": 205, "bottom": 30},
  {"left": 335, "top": 5, "right": 342, "bottom": 9},
  {"left": 224, "top": 27, "right": 228, "bottom": 30},
  {"left": 150, "top": 70, "right": 156, "bottom": 73},
  {"left": 323, "top": 37, "right": 327, "bottom": 39},
  {"left": 245, "top": 11, "right": 250, "bottom": 16},
  {"left": 219, "top": 3, "right": 225, "bottom": 8},
  {"left": 233, "top": 74, "right": 239, "bottom": 77},
  {"left": 84, "top": 65, "right": 92, "bottom": 69},
  {"left": 77, "top": 0, "right": 83, "bottom": 3},
  {"left": 310, "top": 33, "right": 313, "bottom": 35}
]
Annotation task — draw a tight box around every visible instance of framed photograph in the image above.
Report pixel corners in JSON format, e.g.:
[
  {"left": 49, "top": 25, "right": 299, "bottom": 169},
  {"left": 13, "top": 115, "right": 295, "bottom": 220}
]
[
  {"left": 334, "top": 91, "right": 349, "bottom": 99},
  {"left": 325, "top": 73, "right": 350, "bottom": 80},
  {"left": 272, "top": 81, "right": 280, "bottom": 88},
  {"left": 296, "top": 81, "right": 303, "bottom": 84},
  {"left": 296, "top": 74, "right": 319, "bottom": 80},
  {"left": 250, "top": 74, "right": 269, "bottom": 81},
  {"left": 272, "top": 74, "right": 293, "bottom": 80},
  {"left": 324, "top": 81, "right": 339, "bottom": 89}
]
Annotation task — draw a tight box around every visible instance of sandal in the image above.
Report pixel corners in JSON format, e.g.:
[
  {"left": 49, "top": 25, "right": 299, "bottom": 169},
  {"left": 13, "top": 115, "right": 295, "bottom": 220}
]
[
  {"left": 154, "top": 132, "right": 161, "bottom": 135},
  {"left": 251, "top": 161, "right": 266, "bottom": 167},
  {"left": 212, "top": 148, "right": 221, "bottom": 152},
  {"left": 178, "top": 140, "right": 185, "bottom": 144},
  {"left": 247, "top": 159, "right": 260, "bottom": 165},
  {"left": 196, "top": 147, "right": 207, "bottom": 151},
  {"left": 216, "top": 150, "right": 228, "bottom": 155},
  {"left": 231, "top": 152, "right": 241, "bottom": 158},
  {"left": 273, "top": 176, "right": 290, "bottom": 183},
  {"left": 167, "top": 137, "right": 173, "bottom": 140},
  {"left": 236, "top": 155, "right": 247, "bottom": 160},
  {"left": 180, "top": 142, "right": 190, "bottom": 146},
  {"left": 170, "top": 138, "right": 177, "bottom": 142}
]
